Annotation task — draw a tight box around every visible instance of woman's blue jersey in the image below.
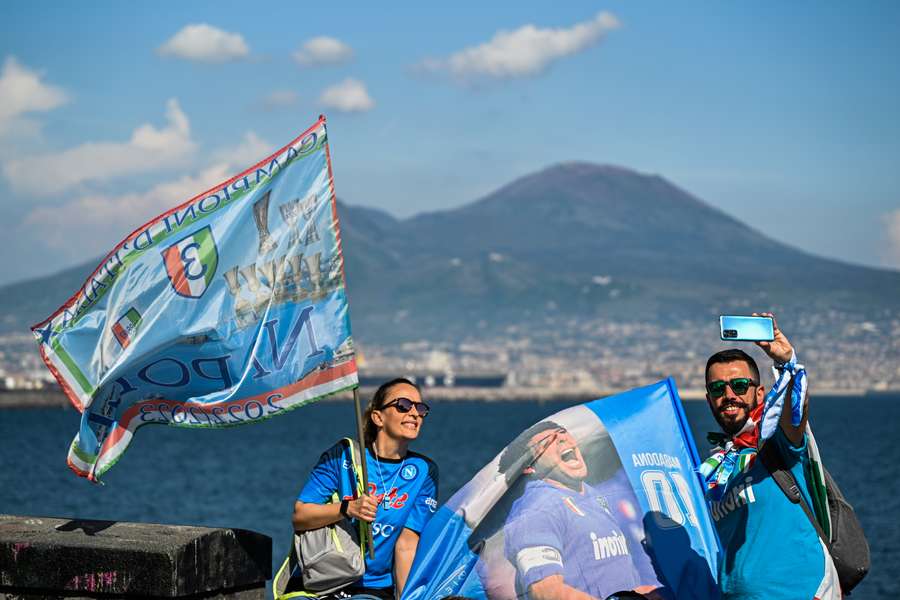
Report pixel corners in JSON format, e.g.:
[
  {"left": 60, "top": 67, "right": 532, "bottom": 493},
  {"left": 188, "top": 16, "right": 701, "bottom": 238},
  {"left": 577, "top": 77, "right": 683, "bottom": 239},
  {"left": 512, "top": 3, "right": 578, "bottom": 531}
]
[{"left": 299, "top": 442, "right": 439, "bottom": 589}]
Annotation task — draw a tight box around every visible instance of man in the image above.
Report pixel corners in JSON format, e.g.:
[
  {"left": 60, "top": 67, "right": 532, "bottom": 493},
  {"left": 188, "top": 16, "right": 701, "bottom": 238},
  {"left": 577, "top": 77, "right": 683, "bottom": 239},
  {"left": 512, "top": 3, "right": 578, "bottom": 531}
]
[
  {"left": 499, "top": 421, "right": 663, "bottom": 600},
  {"left": 701, "top": 313, "right": 840, "bottom": 599}
]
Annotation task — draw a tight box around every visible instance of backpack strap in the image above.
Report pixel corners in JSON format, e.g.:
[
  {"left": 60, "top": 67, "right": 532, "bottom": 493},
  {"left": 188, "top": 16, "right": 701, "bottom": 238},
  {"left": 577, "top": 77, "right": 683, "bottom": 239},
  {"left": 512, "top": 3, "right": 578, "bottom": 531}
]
[{"left": 757, "top": 439, "right": 831, "bottom": 553}]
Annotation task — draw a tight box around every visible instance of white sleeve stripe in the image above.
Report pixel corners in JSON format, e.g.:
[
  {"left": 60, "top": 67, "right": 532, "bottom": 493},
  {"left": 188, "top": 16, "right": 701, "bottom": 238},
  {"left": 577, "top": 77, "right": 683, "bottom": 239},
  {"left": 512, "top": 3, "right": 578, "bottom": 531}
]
[{"left": 515, "top": 545, "right": 563, "bottom": 574}]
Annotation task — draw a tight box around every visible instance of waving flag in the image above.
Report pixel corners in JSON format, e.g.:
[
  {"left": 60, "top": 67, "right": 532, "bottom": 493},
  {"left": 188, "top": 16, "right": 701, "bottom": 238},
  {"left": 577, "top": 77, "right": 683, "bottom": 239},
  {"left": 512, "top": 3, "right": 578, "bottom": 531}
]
[
  {"left": 402, "top": 379, "right": 721, "bottom": 600},
  {"left": 32, "top": 116, "right": 358, "bottom": 481}
]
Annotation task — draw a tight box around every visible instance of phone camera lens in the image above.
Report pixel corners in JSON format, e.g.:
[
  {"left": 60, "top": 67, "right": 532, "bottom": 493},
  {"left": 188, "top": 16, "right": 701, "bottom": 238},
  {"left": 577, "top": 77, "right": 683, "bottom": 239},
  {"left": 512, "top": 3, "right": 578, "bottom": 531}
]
[{"left": 724, "top": 329, "right": 737, "bottom": 338}]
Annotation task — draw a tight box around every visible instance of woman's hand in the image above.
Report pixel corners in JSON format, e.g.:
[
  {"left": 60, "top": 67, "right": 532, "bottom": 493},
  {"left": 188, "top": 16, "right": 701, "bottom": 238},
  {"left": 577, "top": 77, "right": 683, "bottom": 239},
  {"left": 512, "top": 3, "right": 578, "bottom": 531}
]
[{"left": 346, "top": 494, "right": 379, "bottom": 523}]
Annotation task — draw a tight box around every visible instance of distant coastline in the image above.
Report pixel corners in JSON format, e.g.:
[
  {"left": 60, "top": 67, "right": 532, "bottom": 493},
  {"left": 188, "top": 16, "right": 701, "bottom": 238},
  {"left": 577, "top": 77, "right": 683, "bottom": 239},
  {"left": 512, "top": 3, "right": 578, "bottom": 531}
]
[{"left": 2, "top": 385, "right": 892, "bottom": 410}]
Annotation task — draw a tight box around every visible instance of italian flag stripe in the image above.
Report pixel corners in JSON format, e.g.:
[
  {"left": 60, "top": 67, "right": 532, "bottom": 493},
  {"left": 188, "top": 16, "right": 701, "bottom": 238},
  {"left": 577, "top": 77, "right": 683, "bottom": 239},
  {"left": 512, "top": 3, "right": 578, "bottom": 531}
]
[
  {"left": 50, "top": 341, "right": 94, "bottom": 397},
  {"left": 67, "top": 439, "right": 95, "bottom": 477},
  {"left": 163, "top": 245, "right": 192, "bottom": 296}
]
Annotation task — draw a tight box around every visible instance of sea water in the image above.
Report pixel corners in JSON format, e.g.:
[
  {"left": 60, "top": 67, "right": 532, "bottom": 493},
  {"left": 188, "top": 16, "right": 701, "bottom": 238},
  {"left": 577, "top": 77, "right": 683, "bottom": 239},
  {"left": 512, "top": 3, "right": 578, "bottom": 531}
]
[{"left": 0, "top": 395, "right": 897, "bottom": 599}]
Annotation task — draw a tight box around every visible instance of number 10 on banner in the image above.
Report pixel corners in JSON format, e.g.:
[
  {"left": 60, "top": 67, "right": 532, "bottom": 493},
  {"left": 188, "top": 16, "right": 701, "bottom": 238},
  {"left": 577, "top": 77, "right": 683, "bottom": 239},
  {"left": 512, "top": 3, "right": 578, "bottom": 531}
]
[{"left": 640, "top": 470, "right": 700, "bottom": 529}]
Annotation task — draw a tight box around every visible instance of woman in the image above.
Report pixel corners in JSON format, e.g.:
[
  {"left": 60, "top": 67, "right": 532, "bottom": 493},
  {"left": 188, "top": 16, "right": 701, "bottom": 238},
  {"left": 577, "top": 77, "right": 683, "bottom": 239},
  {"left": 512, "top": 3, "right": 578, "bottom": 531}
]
[{"left": 293, "top": 378, "right": 439, "bottom": 599}]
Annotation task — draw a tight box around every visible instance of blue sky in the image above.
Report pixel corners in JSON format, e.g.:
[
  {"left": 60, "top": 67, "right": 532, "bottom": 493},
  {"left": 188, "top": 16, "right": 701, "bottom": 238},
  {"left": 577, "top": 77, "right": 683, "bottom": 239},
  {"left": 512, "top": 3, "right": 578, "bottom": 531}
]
[{"left": 1, "top": 1, "right": 898, "bottom": 286}]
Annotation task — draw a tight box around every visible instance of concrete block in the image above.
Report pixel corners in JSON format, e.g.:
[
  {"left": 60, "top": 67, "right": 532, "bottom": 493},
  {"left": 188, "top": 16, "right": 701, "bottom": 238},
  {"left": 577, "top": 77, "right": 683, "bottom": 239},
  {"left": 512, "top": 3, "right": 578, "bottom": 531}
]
[{"left": 0, "top": 515, "right": 271, "bottom": 598}]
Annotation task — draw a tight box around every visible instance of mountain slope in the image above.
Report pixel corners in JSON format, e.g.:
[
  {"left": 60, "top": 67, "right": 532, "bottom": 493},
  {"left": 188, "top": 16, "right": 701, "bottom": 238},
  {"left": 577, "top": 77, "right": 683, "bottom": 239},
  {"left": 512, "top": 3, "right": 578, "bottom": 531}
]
[
  {"left": 1, "top": 163, "right": 897, "bottom": 345},
  {"left": 405, "top": 162, "right": 836, "bottom": 283},
  {"left": 0, "top": 257, "right": 101, "bottom": 334},
  {"left": 342, "top": 162, "right": 899, "bottom": 340}
]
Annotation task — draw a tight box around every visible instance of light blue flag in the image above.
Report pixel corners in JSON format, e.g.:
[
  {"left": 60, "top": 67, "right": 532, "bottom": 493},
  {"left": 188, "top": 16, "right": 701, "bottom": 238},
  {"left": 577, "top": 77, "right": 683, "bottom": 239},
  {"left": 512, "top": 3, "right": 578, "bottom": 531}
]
[
  {"left": 402, "top": 379, "right": 721, "bottom": 600},
  {"left": 31, "top": 116, "right": 358, "bottom": 481}
]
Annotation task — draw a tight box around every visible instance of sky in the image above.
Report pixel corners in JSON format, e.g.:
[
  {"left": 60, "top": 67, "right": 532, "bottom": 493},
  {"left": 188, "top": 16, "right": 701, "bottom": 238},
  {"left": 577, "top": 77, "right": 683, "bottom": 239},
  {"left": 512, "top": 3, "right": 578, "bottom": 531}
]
[{"left": 1, "top": 1, "right": 898, "bottom": 287}]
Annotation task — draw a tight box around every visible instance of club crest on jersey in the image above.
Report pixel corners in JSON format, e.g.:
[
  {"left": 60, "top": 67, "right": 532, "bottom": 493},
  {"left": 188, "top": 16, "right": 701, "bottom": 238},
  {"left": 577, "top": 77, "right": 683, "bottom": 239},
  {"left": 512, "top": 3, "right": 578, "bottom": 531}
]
[
  {"left": 400, "top": 464, "right": 418, "bottom": 481},
  {"left": 596, "top": 495, "right": 612, "bottom": 515},
  {"left": 162, "top": 226, "right": 219, "bottom": 299}
]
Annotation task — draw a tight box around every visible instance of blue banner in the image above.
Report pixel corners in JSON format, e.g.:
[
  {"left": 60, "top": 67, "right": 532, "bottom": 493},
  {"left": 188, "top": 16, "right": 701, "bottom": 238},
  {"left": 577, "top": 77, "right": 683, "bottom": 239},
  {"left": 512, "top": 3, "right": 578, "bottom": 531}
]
[
  {"left": 403, "top": 379, "right": 720, "bottom": 600},
  {"left": 32, "top": 116, "right": 358, "bottom": 481}
]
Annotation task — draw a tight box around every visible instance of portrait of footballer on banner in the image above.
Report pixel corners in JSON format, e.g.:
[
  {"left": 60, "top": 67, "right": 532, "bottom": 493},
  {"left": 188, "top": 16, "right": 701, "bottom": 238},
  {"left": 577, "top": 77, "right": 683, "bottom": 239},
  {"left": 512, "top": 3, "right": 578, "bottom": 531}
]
[{"left": 470, "top": 407, "right": 667, "bottom": 600}]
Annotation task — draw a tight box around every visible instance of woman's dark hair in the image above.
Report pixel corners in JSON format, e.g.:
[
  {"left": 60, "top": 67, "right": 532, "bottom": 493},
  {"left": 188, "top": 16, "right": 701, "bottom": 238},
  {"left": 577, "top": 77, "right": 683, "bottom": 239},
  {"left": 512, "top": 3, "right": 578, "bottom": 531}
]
[{"left": 363, "top": 377, "right": 421, "bottom": 447}]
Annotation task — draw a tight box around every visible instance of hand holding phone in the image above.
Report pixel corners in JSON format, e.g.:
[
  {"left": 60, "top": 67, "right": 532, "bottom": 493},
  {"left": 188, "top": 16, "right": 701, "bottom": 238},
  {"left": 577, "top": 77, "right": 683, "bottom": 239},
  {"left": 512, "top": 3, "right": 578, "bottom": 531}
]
[
  {"left": 719, "top": 313, "right": 794, "bottom": 363},
  {"left": 753, "top": 312, "right": 793, "bottom": 364}
]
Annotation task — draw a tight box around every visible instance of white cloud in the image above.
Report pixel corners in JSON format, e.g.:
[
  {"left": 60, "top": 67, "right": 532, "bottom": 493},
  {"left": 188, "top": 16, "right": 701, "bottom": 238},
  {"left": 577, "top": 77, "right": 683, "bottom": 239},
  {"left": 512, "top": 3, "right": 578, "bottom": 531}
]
[
  {"left": 417, "top": 11, "right": 620, "bottom": 83},
  {"left": 260, "top": 90, "right": 299, "bottom": 110},
  {"left": 293, "top": 36, "right": 354, "bottom": 67},
  {"left": 884, "top": 209, "right": 900, "bottom": 268},
  {"left": 319, "top": 78, "right": 374, "bottom": 113},
  {"left": 0, "top": 56, "right": 68, "bottom": 136},
  {"left": 211, "top": 130, "right": 273, "bottom": 169},
  {"left": 158, "top": 24, "right": 249, "bottom": 63},
  {"left": 21, "top": 131, "right": 272, "bottom": 254},
  {"left": 2, "top": 99, "right": 195, "bottom": 196},
  {"left": 22, "top": 164, "right": 232, "bottom": 253}
]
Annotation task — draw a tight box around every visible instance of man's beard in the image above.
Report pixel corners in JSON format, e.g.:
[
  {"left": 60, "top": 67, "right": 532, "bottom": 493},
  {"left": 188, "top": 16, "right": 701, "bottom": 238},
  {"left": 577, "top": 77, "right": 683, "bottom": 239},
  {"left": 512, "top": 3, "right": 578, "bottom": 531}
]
[{"left": 714, "top": 399, "right": 753, "bottom": 435}]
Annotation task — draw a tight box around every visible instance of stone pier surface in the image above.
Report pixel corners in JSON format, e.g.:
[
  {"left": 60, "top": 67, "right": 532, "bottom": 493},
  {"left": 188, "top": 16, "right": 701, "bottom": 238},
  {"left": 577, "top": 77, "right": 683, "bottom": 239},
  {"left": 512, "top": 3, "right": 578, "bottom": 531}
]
[{"left": 0, "top": 515, "right": 271, "bottom": 599}]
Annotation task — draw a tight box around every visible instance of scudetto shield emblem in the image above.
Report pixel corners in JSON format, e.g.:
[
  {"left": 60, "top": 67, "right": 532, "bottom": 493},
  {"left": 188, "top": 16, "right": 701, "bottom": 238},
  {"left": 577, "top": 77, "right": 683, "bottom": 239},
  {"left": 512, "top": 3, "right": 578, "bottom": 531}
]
[{"left": 161, "top": 226, "right": 219, "bottom": 299}]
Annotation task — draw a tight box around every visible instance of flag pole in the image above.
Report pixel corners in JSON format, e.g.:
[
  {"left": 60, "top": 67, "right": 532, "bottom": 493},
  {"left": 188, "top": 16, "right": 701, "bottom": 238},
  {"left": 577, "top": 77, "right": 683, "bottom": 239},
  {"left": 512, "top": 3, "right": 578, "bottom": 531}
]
[{"left": 353, "top": 386, "right": 375, "bottom": 559}]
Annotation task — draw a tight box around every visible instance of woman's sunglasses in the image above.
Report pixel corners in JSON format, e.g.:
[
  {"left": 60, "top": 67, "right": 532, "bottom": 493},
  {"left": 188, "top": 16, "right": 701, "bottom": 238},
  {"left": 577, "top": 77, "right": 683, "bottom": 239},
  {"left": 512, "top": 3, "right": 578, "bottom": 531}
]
[
  {"left": 706, "top": 377, "right": 757, "bottom": 398},
  {"left": 380, "top": 397, "right": 430, "bottom": 417}
]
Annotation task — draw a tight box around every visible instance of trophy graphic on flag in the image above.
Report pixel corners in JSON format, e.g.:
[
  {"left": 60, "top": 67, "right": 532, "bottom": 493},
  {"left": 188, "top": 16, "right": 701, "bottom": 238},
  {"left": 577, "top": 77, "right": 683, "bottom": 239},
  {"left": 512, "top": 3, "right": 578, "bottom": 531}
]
[
  {"left": 279, "top": 193, "right": 321, "bottom": 249},
  {"left": 253, "top": 190, "right": 278, "bottom": 255},
  {"left": 279, "top": 197, "right": 303, "bottom": 248}
]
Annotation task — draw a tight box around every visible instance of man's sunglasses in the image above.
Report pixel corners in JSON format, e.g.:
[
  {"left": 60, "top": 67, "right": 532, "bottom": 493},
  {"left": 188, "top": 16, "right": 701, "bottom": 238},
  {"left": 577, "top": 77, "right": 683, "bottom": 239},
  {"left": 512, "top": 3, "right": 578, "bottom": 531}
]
[
  {"left": 706, "top": 378, "right": 758, "bottom": 398},
  {"left": 380, "top": 397, "right": 430, "bottom": 417}
]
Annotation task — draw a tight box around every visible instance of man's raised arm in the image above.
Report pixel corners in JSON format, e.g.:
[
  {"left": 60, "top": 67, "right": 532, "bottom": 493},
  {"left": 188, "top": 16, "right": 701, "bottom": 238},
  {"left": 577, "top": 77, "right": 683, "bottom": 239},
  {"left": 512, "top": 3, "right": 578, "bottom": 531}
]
[{"left": 754, "top": 312, "right": 807, "bottom": 446}]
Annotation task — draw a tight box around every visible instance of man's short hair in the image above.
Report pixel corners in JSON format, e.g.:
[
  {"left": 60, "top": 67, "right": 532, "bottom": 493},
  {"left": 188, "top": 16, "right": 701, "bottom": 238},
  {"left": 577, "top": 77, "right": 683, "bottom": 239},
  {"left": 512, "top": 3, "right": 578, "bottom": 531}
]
[
  {"left": 705, "top": 348, "right": 760, "bottom": 383},
  {"left": 498, "top": 420, "right": 563, "bottom": 481}
]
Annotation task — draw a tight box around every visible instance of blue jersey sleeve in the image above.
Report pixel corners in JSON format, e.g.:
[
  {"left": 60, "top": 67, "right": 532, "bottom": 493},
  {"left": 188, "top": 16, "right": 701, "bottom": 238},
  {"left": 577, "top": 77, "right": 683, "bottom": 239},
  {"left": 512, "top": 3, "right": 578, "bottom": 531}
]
[
  {"left": 771, "top": 426, "right": 818, "bottom": 510},
  {"left": 773, "top": 426, "right": 809, "bottom": 467},
  {"left": 298, "top": 442, "right": 343, "bottom": 504},
  {"left": 404, "top": 459, "right": 439, "bottom": 534},
  {"left": 504, "top": 494, "right": 565, "bottom": 589}
]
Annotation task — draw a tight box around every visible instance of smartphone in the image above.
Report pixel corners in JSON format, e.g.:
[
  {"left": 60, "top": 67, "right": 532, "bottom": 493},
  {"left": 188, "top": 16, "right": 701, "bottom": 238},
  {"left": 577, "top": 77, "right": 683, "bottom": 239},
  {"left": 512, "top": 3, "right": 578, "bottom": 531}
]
[{"left": 719, "top": 315, "right": 775, "bottom": 342}]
